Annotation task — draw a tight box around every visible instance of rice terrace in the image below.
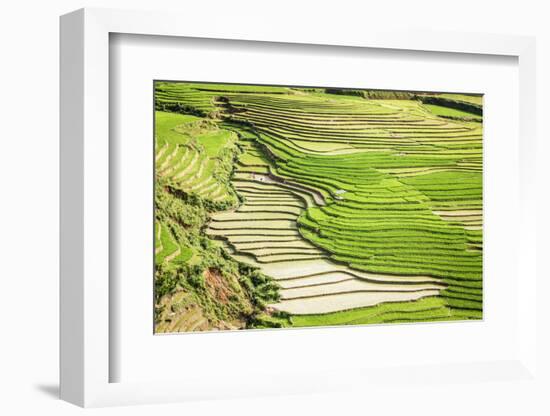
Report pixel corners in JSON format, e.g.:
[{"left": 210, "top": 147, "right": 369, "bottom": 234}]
[{"left": 154, "top": 81, "right": 483, "bottom": 333}]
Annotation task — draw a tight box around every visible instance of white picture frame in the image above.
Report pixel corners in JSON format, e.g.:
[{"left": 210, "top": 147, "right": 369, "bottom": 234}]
[{"left": 60, "top": 7, "right": 540, "bottom": 408}]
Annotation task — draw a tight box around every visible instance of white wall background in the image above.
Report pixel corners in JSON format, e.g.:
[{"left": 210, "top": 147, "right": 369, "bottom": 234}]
[{"left": 0, "top": 1, "right": 548, "bottom": 415}]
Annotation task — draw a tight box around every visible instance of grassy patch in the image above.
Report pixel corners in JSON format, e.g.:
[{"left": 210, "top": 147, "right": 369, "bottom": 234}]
[
  {"left": 289, "top": 296, "right": 481, "bottom": 327},
  {"left": 423, "top": 104, "right": 482, "bottom": 121},
  {"left": 196, "top": 129, "right": 235, "bottom": 157},
  {"left": 155, "top": 111, "right": 200, "bottom": 146},
  {"left": 291, "top": 297, "right": 448, "bottom": 326}
]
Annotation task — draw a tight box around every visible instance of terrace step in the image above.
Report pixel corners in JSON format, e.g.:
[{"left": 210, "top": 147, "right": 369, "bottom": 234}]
[
  {"left": 280, "top": 279, "right": 441, "bottom": 300},
  {"left": 271, "top": 289, "right": 441, "bottom": 315}
]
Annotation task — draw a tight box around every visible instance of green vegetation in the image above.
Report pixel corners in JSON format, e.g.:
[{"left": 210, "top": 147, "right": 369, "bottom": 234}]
[
  {"left": 154, "top": 110, "right": 280, "bottom": 333},
  {"left": 291, "top": 297, "right": 453, "bottom": 327},
  {"left": 434, "top": 93, "right": 483, "bottom": 106},
  {"left": 154, "top": 81, "right": 483, "bottom": 332},
  {"left": 417, "top": 93, "right": 482, "bottom": 117},
  {"left": 423, "top": 104, "right": 482, "bottom": 121}
]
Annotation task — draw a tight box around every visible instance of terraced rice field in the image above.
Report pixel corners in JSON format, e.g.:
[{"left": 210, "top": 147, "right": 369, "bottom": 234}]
[
  {"left": 155, "top": 111, "right": 239, "bottom": 203},
  {"left": 154, "top": 81, "right": 483, "bottom": 331}
]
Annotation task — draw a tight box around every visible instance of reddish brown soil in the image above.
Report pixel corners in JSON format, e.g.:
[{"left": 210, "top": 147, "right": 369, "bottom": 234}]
[{"left": 204, "top": 268, "right": 232, "bottom": 305}]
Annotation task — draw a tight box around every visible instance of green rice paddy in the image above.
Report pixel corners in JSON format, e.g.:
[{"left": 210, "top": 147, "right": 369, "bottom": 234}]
[
  {"left": 423, "top": 104, "right": 482, "bottom": 120},
  {"left": 154, "top": 81, "right": 483, "bottom": 332}
]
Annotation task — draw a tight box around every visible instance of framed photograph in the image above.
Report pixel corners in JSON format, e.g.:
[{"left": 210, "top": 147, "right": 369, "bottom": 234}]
[{"left": 60, "top": 7, "right": 541, "bottom": 408}]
